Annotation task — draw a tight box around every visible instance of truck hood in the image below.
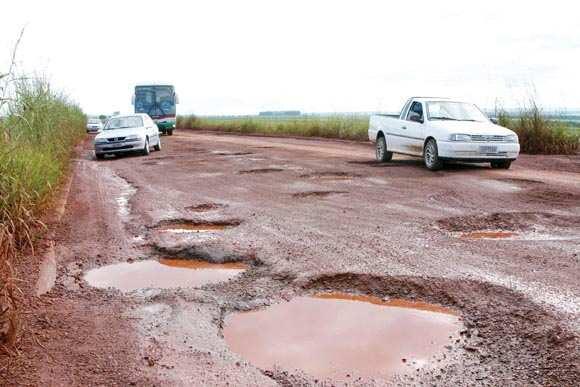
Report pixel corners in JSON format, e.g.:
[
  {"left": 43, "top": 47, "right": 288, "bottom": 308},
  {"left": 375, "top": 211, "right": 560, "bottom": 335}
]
[
  {"left": 429, "top": 121, "right": 516, "bottom": 136},
  {"left": 95, "top": 127, "right": 145, "bottom": 139}
]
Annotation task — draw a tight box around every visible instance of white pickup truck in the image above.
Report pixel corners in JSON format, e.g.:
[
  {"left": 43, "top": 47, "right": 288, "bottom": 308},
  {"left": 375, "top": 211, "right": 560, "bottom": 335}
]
[{"left": 368, "top": 97, "right": 520, "bottom": 170}]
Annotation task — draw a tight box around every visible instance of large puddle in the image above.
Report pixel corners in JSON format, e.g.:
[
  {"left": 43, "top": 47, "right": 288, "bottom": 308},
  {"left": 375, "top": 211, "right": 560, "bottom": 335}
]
[
  {"left": 84, "top": 259, "right": 247, "bottom": 292},
  {"left": 223, "top": 292, "right": 462, "bottom": 379},
  {"left": 154, "top": 220, "right": 240, "bottom": 234}
]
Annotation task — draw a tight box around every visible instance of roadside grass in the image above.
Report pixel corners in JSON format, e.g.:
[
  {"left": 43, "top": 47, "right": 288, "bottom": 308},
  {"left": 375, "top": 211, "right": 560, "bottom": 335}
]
[
  {"left": 0, "top": 76, "right": 85, "bottom": 347},
  {"left": 497, "top": 102, "right": 579, "bottom": 155},
  {"left": 179, "top": 104, "right": 579, "bottom": 154},
  {"left": 177, "top": 114, "right": 370, "bottom": 141}
]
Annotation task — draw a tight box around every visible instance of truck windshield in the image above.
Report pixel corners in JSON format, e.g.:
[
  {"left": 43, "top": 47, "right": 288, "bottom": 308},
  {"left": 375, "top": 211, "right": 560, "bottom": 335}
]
[
  {"left": 426, "top": 102, "right": 488, "bottom": 122},
  {"left": 134, "top": 86, "right": 175, "bottom": 118},
  {"left": 104, "top": 116, "right": 143, "bottom": 130}
]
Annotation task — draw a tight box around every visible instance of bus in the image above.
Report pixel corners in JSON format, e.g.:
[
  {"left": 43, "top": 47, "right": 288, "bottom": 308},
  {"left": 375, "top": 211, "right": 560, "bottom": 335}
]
[{"left": 132, "top": 84, "right": 179, "bottom": 135}]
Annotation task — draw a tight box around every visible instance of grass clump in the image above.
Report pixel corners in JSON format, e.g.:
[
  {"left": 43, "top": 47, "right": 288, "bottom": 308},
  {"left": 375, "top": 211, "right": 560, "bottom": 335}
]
[
  {"left": 177, "top": 114, "right": 369, "bottom": 141},
  {"left": 497, "top": 101, "right": 579, "bottom": 155},
  {"left": 0, "top": 75, "right": 85, "bottom": 347}
]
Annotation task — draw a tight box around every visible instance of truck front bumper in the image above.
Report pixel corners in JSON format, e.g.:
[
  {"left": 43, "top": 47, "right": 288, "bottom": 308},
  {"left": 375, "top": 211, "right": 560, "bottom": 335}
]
[{"left": 437, "top": 141, "right": 520, "bottom": 161}]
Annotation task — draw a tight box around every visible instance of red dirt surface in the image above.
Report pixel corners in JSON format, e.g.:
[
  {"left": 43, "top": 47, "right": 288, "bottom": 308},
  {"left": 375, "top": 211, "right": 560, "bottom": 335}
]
[{"left": 1, "top": 131, "right": 579, "bottom": 385}]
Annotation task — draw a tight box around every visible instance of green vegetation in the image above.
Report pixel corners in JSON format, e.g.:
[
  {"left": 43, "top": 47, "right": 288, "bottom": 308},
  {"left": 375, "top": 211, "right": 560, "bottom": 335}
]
[
  {"left": 497, "top": 102, "right": 579, "bottom": 155},
  {"left": 0, "top": 73, "right": 85, "bottom": 346},
  {"left": 177, "top": 114, "right": 370, "bottom": 141},
  {"left": 179, "top": 103, "right": 579, "bottom": 154}
]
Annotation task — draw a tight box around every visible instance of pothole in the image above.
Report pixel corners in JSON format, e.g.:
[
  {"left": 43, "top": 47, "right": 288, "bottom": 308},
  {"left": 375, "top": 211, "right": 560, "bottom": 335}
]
[
  {"left": 84, "top": 258, "right": 247, "bottom": 292},
  {"left": 523, "top": 188, "right": 580, "bottom": 207},
  {"left": 292, "top": 190, "right": 347, "bottom": 198},
  {"left": 184, "top": 203, "right": 226, "bottom": 212},
  {"left": 238, "top": 168, "right": 283, "bottom": 174},
  {"left": 223, "top": 292, "right": 461, "bottom": 379},
  {"left": 300, "top": 171, "right": 360, "bottom": 180},
  {"left": 439, "top": 212, "right": 580, "bottom": 240},
  {"left": 154, "top": 219, "right": 241, "bottom": 234},
  {"left": 459, "top": 231, "right": 516, "bottom": 239},
  {"left": 212, "top": 151, "right": 254, "bottom": 156}
]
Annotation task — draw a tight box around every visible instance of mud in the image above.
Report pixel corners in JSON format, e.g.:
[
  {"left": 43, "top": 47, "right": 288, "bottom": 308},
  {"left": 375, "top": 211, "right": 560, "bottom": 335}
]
[
  {"left": 238, "top": 168, "right": 284, "bottom": 174},
  {"left": 223, "top": 292, "right": 461, "bottom": 379},
  {"left": 184, "top": 203, "right": 226, "bottom": 212},
  {"left": 84, "top": 259, "right": 247, "bottom": 292},
  {"left": 292, "top": 190, "right": 348, "bottom": 198},
  {"left": 460, "top": 231, "right": 517, "bottom": 239},
  {"left": 4, "top": 133, "right": 579, "bottom": 386},
  {"left": 438, "top": 212, "right": 580, "bottom": 233},
  {"left": 300, "top": 171, "right": 361, "bottom": 180},
  {"left": 523, "top": 187, "right": 580, "bottom": 206},
  {"left": 153, "top": 219, "right": 241, "bottom": 233}
]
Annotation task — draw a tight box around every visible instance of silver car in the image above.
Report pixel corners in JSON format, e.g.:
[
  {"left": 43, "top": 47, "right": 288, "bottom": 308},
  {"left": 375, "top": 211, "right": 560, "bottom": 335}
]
[
  {"left": 94, "top": 114, "right": 161, "bottom": 160},
  {"left": 86, "top": 118, "right": 104, "bottom": 133}
]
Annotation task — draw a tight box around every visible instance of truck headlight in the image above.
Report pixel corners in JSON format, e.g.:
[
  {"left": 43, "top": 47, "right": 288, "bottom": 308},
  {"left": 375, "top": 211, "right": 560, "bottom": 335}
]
[
  {"left": 449, "top": 134, "right": 472, "bottom": 142},
  {"left": 505, "top": 134, "right": 518, "bottom": 143}
]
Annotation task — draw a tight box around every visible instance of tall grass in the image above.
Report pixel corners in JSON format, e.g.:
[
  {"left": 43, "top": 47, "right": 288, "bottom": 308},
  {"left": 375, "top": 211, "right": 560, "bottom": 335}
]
[
  {"left": 178, "top": 114, "right": 369, "bottom": 141},
  {"left": 180, "top": 103, "right": 578, "bottom": 154},
  {"left": 497, "top": 101, "right": 579, "bottom": 155},
  {"left": 0, "top": 76, "right": 85, "bottom": 347}
]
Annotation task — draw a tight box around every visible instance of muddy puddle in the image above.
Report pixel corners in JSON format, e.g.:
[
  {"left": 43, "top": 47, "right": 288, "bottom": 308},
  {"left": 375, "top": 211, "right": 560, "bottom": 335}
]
[
  {"left": 185, "top": 203, "right": 226, "bottom": 212},
  {"left": 238, "top": 168, "right": 283, "bottom": 174},
  {"left": 300, "top": 171, "right": 360, "bottom": 180},
  {"left": 154, "top": 220, "right": 240, "bottom": 234},
  {"left": 84, "top": 259, "right": 247, "bottom": 292},
  {"left": 460, "top": 231, "right": 516, "bottom": 239},
  {"left": 224, "top": 292, "right": 461, "bottom": 379}
]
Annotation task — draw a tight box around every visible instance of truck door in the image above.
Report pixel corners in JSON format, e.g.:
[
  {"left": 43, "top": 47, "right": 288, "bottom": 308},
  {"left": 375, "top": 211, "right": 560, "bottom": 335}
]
[{"left": 401, "top": 101, "right": 426, "bottom": 155}]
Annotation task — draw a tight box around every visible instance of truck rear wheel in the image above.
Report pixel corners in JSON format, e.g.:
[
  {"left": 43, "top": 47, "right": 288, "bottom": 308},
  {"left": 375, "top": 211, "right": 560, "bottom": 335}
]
[
  {"left": 424, "top": 139, "right": 443, "bottom": 171},
  {"left": 376, "top": 135, "right": 393, "bottom": 162},
  {"left": 168, "top": 129, "right": 174, "bottom": 136}
]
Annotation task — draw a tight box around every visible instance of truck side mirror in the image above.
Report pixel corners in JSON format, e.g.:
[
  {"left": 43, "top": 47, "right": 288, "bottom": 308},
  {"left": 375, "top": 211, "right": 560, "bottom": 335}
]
[
  {"left": 175, "top": 94, "right": 180, "bottom": 104},
  {"left": 131, "top": 95, "right": 135, "bottom": 105},
  {"left": 490, "top": 118, "right": 498, "bottom": 124}
]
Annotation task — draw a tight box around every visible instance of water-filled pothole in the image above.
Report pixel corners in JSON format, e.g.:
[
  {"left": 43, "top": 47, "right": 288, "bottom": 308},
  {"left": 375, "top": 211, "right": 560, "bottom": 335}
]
[
  {"left": 84, "top": 259, "right": 247, "bottom": 292},
  {"left": 223, "top": 292, "right": 461, "bottom": 379},
  {"left": 154, "top": 219, "right": 241, "bottom": 234},
  {"left": 460, "top": 231, "right": 516, "bottom": 239}
]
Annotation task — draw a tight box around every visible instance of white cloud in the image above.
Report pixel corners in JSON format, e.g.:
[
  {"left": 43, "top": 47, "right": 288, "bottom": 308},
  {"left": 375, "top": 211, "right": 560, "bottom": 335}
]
[{"left": 1, "top": 0, "right": 578, "bottom": 115}]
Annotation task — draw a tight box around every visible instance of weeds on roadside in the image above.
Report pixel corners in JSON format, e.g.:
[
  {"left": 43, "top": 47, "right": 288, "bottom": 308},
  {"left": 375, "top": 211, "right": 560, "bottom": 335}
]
[{"left": 0, "top": 58, "right": 85, "bottom": 348}]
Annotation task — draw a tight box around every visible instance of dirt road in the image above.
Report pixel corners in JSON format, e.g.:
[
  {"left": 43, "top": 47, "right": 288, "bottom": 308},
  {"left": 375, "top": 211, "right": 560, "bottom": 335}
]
[{"left": 3, "top": 131, "right": 579, "bottom": 386}]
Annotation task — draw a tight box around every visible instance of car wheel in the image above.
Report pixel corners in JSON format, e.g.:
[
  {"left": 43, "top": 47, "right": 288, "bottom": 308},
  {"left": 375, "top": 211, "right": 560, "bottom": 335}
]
[
  {"left": 142, "top": 139, "right": 150, "bottom": 156},
  {"left": 424, "top": 139, "right": 443, "bottom": 171},
  {"left": 376, "top": 135, "right": 393, "bottom": 162},
  {"left": 154, "top": 137, "right": 161, "bottom": 151},
  {"left": 95, "top": 153, "right": 104, "bottom": 160},
  {"left": 491, "top": 160, "right": 511, "bottom": 169}
]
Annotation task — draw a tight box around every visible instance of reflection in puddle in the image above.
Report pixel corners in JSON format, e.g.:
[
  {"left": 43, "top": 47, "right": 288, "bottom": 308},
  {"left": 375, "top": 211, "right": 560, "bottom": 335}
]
[
  {"left": 224, "top": 292, "right": 461, "bottom": 379},
  {"left": 84, "top": 259, "right": 247, "bottom": 292}
]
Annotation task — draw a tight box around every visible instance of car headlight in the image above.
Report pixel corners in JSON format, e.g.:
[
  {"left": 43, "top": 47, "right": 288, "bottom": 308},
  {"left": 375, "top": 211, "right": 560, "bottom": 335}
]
[
  {"left": 505, "top": 134, "right": 518, "bottom": 143},
  {"left": 94, "top": 138, "right": 108, "bottom": 144},
  {"left": 125, "top": 134, "right": 142, "bottom": 141},
  {"left": 449, "top": 134, "right": 472, "bottom": 142}
]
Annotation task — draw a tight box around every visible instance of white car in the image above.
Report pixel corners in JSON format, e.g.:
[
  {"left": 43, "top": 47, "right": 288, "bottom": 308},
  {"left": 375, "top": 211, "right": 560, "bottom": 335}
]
[
  {"left": 86, "top": 118, "right": 104, "bottom": 133},
  {"left": 368, "top": 97, "right": 520, "bottom": 170},
  {"left": 94, "top": 113, "right": 161, "bottom": 160}
]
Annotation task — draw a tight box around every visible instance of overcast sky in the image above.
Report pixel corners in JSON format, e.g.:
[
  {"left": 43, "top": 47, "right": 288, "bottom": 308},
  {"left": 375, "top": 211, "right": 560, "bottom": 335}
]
[{"left": 1, "top": 0, "right": 578, "bottom": 115}]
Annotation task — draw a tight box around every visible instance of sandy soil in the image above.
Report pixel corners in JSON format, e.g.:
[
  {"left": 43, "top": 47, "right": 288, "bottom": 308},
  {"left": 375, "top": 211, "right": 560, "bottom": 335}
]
[{"left": 1, "top": 131, "right": 579, "bottom": 386}]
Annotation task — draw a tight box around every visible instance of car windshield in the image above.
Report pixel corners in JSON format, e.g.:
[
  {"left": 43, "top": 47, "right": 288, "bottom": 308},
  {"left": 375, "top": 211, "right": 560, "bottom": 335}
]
[
  {"left": 104, "top": 116, "right": 143, "bottom": 130},
  {"left": 426, "top": 101, "right": 488, "bottom": 122}
]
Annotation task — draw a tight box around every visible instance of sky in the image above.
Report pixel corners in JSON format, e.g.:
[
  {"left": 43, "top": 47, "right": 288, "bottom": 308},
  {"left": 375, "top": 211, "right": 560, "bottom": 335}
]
[{"left": 1, "top": 0, "right": 579, "bottom": 116}]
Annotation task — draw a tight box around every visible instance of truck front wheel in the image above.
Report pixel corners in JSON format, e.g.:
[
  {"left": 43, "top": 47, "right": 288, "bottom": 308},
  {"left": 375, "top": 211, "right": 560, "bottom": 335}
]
[
  {"left": 424, "top": 139, "right": 443, "bottom": 171},
  {"left": 376, "top": 135, "right": 393, "bottom": 162}
]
